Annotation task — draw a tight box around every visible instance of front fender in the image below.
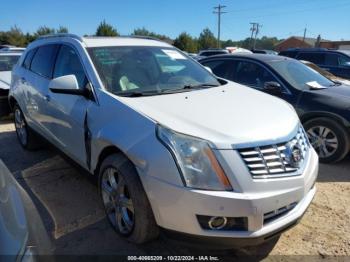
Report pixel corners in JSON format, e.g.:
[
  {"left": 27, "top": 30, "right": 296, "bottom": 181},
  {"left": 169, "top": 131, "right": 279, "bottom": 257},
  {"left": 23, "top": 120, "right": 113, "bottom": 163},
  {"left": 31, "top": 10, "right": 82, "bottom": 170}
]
[{"left": 88, "top": 91, "right": 183, "bottom": 187}]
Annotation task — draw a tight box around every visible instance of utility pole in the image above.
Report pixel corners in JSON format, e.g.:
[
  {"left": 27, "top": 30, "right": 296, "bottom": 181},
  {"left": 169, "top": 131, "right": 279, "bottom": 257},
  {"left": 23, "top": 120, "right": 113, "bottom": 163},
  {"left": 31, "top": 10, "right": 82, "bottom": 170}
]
[
  {"left": 302, "top": 27, "right": 307, "bottom": 44},
  {"left": 250, "top": 23, "right": 256, "bottom": 49},
  {"left": 213, "top": 5, "right": 227, "bottom": 48},
  {"left": 250, "top": 22, "right": 262, "bottom": 50}
]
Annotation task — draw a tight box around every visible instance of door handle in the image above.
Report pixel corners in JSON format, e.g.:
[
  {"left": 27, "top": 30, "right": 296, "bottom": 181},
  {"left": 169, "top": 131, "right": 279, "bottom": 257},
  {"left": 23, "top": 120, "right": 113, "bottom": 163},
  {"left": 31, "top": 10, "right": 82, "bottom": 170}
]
[{"left": 44, "top": 95, "right": 51, "bottom": 102}]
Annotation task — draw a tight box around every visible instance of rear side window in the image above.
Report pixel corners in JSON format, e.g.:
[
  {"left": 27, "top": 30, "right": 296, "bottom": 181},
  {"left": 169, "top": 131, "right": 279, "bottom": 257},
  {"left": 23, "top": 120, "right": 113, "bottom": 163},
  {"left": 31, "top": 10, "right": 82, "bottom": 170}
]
[
  {"left": 23, "top": 48, "right": 37, "bottom": 69},
  {"left": 297, "top": 52, "right": 325, "bottom": 65},
  {"left": 53, "top": 45, "right": 87, "bottom": 88},
  {"left": 202, "top": 60, "right": 237, "bottom": 80},
  {"left": 30, "top": 44, "right": 59, "bottom": 78}
]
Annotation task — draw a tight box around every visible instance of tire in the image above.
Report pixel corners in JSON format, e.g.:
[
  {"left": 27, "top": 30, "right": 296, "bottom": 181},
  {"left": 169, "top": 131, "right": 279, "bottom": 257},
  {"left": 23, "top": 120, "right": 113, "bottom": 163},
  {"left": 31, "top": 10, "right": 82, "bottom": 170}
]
[
  {"left": 304, "top": 117, "right": 350, "bottom": 163},
  {"left": 98, "top": 153, "right": 159, "bottom": 243},
  {"left": 13, "top": 104, "right": 42, "bottom": 150}
]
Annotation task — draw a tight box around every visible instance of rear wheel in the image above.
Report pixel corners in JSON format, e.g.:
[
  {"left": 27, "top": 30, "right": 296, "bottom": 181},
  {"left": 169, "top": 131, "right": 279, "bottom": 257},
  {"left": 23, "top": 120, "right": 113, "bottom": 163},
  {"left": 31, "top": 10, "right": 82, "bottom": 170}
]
[
  {"left": 304, "top": 117, "right": 350, "bottom": 163},
  {"left": 99, "top": 153, "right": 159, "bottom": 243},
  {"left": 14, "top": 105, "right": 42, "bottom": 150}
]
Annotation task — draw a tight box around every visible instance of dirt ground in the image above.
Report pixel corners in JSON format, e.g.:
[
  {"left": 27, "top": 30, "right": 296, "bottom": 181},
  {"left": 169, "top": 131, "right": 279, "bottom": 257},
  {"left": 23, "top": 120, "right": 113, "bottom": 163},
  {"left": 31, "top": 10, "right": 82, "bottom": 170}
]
[{"left": 0, "top": 119, "right": 349, "bottom": 260}]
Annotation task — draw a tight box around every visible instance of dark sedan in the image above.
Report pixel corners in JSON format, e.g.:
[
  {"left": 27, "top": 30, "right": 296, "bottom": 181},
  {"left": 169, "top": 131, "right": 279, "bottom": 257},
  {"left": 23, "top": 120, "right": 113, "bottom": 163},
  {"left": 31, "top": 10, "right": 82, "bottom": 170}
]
[{"left": 200, "top": 54, "right": 350, "bottom": 163}]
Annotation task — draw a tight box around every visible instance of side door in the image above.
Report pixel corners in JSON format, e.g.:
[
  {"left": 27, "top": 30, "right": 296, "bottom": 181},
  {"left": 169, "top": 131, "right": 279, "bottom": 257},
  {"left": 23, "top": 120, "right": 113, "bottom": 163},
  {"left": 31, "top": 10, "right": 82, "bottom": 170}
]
[
  {"left": 24, "top": 44, "right": 60, "bottom": 136},
  {"left": 44, "top": 44, "right": 92, "bottom": 168},
  {"left": 231, "top": 59, "right": 297, "bottom": 106}
]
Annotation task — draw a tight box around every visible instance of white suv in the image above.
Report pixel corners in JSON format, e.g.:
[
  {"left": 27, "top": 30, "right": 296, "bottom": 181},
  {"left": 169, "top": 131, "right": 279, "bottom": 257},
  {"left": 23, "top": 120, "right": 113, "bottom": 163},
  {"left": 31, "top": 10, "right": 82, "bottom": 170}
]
[{"left": 9, "top": 34, "right": 318, "bottom": 246}]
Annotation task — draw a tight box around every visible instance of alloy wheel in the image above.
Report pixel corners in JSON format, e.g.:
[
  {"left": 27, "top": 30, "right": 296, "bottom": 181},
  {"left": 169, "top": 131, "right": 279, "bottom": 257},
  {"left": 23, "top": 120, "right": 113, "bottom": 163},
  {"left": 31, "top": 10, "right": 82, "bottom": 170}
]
[
  {"left": 14, "top": 108, "right": 28, "bottom": 146},
  {"left": 307, "top": 125, "right": 338, "bottom": 158},
  {"left": 101, "top": 167, "right": 135, "bottom": 235}
]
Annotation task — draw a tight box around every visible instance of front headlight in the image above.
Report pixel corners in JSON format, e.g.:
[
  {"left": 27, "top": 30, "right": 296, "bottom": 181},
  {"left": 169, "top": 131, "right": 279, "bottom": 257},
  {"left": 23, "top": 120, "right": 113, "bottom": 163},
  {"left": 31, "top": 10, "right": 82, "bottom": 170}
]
[{"left": 157, "top": 125, "right": 233, "bottom": 191}]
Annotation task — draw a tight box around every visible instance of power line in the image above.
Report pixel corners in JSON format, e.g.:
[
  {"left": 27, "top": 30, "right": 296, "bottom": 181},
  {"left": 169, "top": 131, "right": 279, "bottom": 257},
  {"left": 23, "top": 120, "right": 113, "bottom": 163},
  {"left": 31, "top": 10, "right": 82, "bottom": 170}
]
[
  {"left": 213, "top": 5, "right": 227, "bottom": 48},
  {"left": 226, "top": 2, "right": 350, "bottom": 21}
]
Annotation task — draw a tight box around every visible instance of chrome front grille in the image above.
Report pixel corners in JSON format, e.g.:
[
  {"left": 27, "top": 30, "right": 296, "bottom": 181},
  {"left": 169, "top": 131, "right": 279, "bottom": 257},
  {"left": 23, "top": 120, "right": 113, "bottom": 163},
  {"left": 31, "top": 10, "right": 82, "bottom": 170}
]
[{"left": 238, "top": 126, "right": 309, "bottom": 179}]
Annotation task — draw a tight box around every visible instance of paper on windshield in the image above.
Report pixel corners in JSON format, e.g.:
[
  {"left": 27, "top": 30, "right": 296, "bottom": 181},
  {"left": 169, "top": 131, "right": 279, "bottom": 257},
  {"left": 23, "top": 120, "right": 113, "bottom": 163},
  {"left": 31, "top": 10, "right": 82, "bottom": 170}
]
[
  {"left": 162, "top": 49, "right": 186, "bottom": 60},
  {"left": 306, "top": 81, "right": 327, "bottom": 89}
]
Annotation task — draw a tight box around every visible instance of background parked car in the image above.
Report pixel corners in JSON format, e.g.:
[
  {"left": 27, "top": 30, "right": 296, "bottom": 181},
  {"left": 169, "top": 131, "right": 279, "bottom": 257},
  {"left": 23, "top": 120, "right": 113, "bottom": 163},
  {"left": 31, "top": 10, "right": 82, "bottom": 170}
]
[
  {"left": 301, "top": 60, "right": 350, "bottom": 86},
  {"left": 0, "top": 160, "right": 52, "bottom": 259},
  {"left": 198, "top": 48, "right": 229, "bottom": 57},
  {"left": 200, "top": 54, "right": 350, "bottom": 163},
  {"left": 252, "top": 49, "right": 278, "bottom": 55},
  {"left": 279, "top": 48, "right": 350, "bottom": 80},
  {"left": 0, "top": 50, "right": 23, "bottom": 117},
  {"left": 225, "top": 47, "right": 253, "bottom": 54}
]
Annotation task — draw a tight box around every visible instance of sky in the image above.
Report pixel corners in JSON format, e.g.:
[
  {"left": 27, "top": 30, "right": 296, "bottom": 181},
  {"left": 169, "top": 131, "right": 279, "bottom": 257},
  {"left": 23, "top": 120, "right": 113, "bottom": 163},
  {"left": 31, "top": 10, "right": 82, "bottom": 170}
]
[{"left": 1, "top": 0, "right": 350, "bottom": 41}]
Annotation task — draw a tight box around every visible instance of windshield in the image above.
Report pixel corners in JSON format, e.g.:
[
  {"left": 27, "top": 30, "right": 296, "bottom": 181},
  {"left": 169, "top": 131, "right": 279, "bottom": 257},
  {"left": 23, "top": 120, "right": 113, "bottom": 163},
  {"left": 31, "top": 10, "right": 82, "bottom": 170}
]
[
  {"left": 0, "top": 55, "right": 20, "bottom": 72},
  {"left": 88, "top": 46, "right": 220, "bottom": 96},
  {"left": 269, "top": 59, "right": 335, "bottom": 90}
]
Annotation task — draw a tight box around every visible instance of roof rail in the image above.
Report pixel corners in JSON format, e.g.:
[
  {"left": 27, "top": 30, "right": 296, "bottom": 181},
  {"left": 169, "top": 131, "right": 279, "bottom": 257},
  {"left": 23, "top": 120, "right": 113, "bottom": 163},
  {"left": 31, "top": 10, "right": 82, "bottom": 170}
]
[
  {"left": 36, "top": 33, "right": 83, "bottom": 42},
  {"left": 82, "top": 35, "right": 163, "bottom": 41},
  {"left": 286, "top": 47, "right": 328, "bottom": 51}
]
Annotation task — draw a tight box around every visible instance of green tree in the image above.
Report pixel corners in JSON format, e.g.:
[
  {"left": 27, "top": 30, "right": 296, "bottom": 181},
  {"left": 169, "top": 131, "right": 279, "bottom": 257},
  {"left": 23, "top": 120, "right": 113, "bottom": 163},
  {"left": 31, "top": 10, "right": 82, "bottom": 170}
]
[
  {"left": 198, "top": 28, "right": 217, "bottom": 50},
  {"left": 35, "top": 26, "right": 55, "bottom": 36},
  {"left": 173, "top": 32, "right": 198, "bottom": 53},
  {"left": 5, "top": 26, "right": 27, "bottom": 46},
  {"left": 132, "top": 27, "right": 172, "bottom": 43},
  {"left": 57, "top": 26, "right": 69, "bottom": 33},
  {"left": 95, "top": 20, "right": 119, "bottom": 36}
]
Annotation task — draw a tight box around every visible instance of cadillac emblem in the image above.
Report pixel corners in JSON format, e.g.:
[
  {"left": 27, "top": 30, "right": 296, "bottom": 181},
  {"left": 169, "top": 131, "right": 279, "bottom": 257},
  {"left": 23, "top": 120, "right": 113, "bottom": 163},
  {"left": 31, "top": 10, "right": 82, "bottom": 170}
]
[{"left": 285, "top": 141, "right": 303, "bottom": 168}]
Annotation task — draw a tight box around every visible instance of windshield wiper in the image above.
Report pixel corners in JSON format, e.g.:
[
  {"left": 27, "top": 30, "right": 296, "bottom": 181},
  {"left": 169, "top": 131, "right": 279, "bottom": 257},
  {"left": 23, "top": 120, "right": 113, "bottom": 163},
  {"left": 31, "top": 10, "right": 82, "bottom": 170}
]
[
  {"left": 115, "top": 90, "right": 161, "bottom": 97},
  {"left": 329, "top": 81, "right": 342, "bottom": 86},
  {"left": 162, "top": 83, "right": 220, "bottom": 94}
]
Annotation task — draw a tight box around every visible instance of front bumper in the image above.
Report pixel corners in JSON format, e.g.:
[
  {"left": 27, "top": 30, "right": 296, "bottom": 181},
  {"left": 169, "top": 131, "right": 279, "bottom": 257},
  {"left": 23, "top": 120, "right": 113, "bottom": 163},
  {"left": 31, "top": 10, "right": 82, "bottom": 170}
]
[{"left": 142, "top": 148, "right": 318, "bottom": 246}]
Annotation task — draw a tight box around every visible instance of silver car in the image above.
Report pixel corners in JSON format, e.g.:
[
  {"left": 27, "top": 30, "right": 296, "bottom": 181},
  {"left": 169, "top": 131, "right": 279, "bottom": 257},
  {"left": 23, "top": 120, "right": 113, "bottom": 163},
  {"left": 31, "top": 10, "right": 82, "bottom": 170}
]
[
  {"left": 0, "top": 160, "right": 52, "bottom": 259},
  {"left": 0, "top": 50, "right": 23, "bottom": 116},
  {"left": 9, "top": 34, "right": 318, "bottom": 246}
]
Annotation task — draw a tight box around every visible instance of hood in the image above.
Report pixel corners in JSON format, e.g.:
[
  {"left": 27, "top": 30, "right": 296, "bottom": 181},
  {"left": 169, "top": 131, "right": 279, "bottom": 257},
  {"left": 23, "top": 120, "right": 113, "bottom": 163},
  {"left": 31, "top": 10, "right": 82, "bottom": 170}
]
[
  {"left": 303, "top": 85, "right": 350, "bottom": 112},
  {"left": 306, "top": 84, "right": 350, "bottom": 99},
  {"left": 117, "top": 82, "right": 299, "bottom": 149},
  {"left": 0, "top": 71, "right": 11, "bottom": 90}
]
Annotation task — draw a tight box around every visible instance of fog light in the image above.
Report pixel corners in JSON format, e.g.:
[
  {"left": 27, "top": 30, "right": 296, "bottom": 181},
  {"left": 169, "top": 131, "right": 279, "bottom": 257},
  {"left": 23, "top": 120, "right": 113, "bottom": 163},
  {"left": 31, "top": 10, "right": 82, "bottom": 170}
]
[
  {"left": 197, "top": 215, "right": 248, "bottom": 231},
  {"left": 208, "top": 216, "right": 227, "bottom": 229}
]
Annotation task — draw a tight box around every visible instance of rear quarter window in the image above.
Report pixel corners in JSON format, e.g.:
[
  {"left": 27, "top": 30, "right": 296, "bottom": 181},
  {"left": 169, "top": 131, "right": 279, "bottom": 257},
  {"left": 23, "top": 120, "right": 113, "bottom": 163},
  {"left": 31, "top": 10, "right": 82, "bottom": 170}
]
[{"left": 23, "top": 48, "right": 37, "bottom": 69}]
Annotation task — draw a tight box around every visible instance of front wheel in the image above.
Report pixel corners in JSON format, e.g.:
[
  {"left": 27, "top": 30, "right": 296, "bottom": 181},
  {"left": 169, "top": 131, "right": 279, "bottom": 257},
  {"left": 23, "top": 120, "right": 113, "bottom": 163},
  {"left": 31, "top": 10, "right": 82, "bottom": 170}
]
[
  {"left": 13, "top": 105, "right": 42, "bottom": 150},
  {"left": 99, "top": 153, "right": 159, "bottom": 243},
  {"left": 304, "top": 117, "right": 350, "bottom": 163}
]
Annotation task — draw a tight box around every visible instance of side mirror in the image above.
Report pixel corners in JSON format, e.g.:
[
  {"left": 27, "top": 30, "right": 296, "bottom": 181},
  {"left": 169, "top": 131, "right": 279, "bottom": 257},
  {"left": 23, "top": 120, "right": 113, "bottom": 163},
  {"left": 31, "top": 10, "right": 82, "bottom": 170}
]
[
  {"left": 49, "top": 75, "right": 85, "bottom": 96},
  {"left": 204, "top": 66, "right": 213, "bottom": 74},
  {"left": 263, "top": 81, "right": 281, "bottom": 93}
]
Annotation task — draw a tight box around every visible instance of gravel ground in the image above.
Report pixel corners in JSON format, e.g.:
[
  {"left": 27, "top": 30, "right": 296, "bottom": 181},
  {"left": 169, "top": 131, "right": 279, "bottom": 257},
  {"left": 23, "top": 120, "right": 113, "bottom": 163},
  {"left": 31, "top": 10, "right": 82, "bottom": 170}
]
[{"left": 0, "top": 119, "right": 349, "bottom": 260}]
